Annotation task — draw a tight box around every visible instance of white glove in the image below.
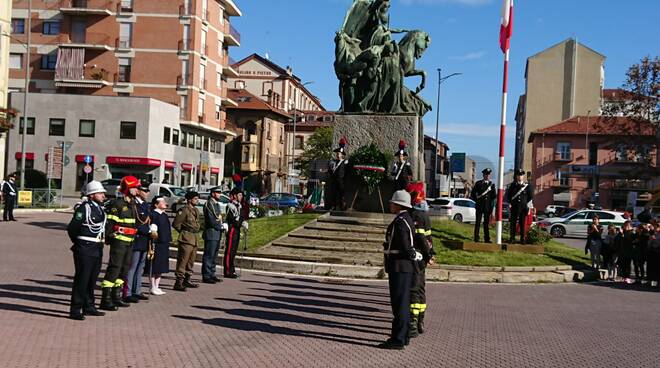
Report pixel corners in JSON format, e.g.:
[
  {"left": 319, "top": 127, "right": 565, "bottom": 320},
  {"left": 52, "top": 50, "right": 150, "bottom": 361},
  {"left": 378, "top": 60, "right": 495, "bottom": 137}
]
[
  {"left": 149, "top": 224, "right": 158, "bottom": 233},
  {"left": 527, "top": 200, "right": 533, "bottom": 209},
  {"left": 222, "top": 223, "right": 229, "bottom": 232},
  {"left": 414, "top": 251, "right": 423, "bottom": 261},
  {"left": 242, "top": 221, "right": 249, "bottom": 230}
]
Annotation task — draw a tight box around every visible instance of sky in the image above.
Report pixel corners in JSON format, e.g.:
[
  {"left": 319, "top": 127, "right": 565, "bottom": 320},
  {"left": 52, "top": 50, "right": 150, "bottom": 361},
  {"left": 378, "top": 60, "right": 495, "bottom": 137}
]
[{"left": 232, "top": 0, "right": 660, "bottom": 175}]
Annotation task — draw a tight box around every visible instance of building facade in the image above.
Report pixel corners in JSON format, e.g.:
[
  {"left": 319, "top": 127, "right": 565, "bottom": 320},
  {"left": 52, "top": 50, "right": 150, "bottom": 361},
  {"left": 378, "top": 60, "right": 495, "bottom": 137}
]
[
  {"left": 515, "top": 39, "right": 605, "bottom": 173},
  {"left": 7, "top": 93, "right": 226, "bottom": 195},
  {"left": 452, "top": 156, "right": 475, "bottom": 198},
  {"left": 0, "top": 0, "right": 12, "bottom": 177},
  {"left": 423, "top": 135, "right": 449, "bottom": 198},
  {"left": 528, "top": 116, "right": 657, "bottom": 211}
]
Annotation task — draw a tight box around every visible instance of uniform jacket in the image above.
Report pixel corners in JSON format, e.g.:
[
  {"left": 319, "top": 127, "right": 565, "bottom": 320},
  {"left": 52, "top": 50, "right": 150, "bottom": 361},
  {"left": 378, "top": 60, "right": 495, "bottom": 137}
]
[
  {"left": 1, "top": 180, "right": 17, "bottom": 197},
  {"left": 384, "top": 210, "right": 417, "bottom": 274},
  {"left": 132, "top": 199, "right": 152, "bottom": 251},
  {"left": 471, "top": 179, "right": 496, "bottom": 211},
  {"left": 105, "top": 197, "right": 137, "bottom": 245},
  {"left": 618, "top": 231, "right": 636, "bottom": 259},
  {"left": 203, "top": 197, "right": 224, "bottom": 241},
  {"left": 67, "top": 200, "right": 106, "bottom": 258},
  {"left": 410, "top": 207, "right": 435, "bottom": 271},
  {"left": 506, "top": 181, "right": 533, "bottom": 209},
  {"left": 226, "top": 200, "right": 245, "bottom": 228},
  {"left": 391, "top": 161, "right": 413, "bottom": 189},
  {"left": 330, "top": 159, "right": 348, "bottom": 189},
  {"left": 173, "top": 203, "right": 200, "bottom": 246},
  {"left": 150, "top": 209, "right": 172, "bottom": 246}
]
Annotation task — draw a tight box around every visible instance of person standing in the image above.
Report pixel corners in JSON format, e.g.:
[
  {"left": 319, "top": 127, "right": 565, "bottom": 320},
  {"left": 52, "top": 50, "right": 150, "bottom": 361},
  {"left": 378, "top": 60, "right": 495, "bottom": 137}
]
[
  {"left": 633, "top": 223, "right": 650, "bottom": 284},
  {"left": 224, "top": 188, "right": 248, "bottom": 278},
  {"left": 585, "top": 216, "right": 603, "bottom": 270},
  {"left": 2, "top": 173, "right": 18, "bottom": 221},
  {"left": 202, "top": 186, "right": 226, "bottom": 284},
  {"left": 506, "top": 169, "right": 533, "bottom": 244},
  {"left": 100, "top": 176, "right": 140, "bottom": 311},
  {"left": 172, "top": 191, "right": 201, "bottom": 291},
  {"left": 378, "top": 190, "right": 419, "bottom": 350},
  {"left": 67, "top": 181, "right": 108, "bottom": 320},
  {"left": 618, "top": 221, "right": 636, "bottom": 284},
  {"left": 602, "top": 225, "right": 620, "bottom": 281},
  {"left": 391, "top": 140, "right": 413, "bottom": 191},
  {"left": 327, "top": 138, "right": 348, "bottom": 211},
  {"left": 146, "top": 196, "right": 172, "bottom": 295},
  {"left": 471, "top": 168, "right": 496, "bottom": 243},
  {"left": 124, "top": 181, "right": 154, "bottom": 303},
  {"left": 646, "top": 223, "right": 660, "bottom": 287}
]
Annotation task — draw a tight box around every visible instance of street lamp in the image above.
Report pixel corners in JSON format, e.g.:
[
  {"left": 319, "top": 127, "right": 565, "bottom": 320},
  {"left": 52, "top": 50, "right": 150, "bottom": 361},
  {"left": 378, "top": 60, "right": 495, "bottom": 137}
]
[
  {"left": 289, "top": 80, "right": 314, "bottom": 192},
  {"left": 432, "top": 69, "right": 461, "bottom": 198}
]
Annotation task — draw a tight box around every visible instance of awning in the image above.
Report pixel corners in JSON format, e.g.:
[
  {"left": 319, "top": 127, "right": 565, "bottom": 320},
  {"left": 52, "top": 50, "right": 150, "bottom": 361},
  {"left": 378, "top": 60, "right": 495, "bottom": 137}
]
[
  {"left": 165, "top": 161, "right": 176, "bottom": 169},
  {"left": 75, "top": 154, "right": 95, "bottom": 163},
  {"left": 55, "top": 48, "right": 85, "bottom": 80},
  {"left": 106, "top": 156, "right": 161, "bottom": 167},
  {"left": 180, "top": 163, "right": 193, "bottom": 171},
  {"left": 211, "top": 167, "right": 220, "bottom": 174},
  {"left": 15, "top": 152, "right": 35, "bottom": 160}
]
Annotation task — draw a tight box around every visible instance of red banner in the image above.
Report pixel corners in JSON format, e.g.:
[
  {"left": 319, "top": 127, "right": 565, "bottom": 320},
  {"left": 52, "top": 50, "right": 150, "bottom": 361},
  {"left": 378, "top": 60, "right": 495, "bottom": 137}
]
[
  {"left": 15, "top": 152, "right": 35, "bottom": 160},
  {"left": 106, "top": 156, "right": 161, "bottom": 167}
]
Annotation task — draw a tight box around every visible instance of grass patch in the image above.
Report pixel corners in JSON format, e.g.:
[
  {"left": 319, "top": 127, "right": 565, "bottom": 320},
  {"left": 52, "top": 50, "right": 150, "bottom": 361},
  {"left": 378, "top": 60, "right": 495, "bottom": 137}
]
[
  {"left": 172, "top": 213, "right": 320, "bottom": 252},
  {"left": 431, "top": 219, "right": 590, "bottom": 267}
]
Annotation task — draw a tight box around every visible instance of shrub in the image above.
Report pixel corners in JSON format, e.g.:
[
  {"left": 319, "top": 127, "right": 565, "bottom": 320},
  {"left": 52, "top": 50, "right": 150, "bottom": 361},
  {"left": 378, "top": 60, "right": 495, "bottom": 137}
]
[{"left": 527, "top": 225, "right": 552, "bottom": 244}]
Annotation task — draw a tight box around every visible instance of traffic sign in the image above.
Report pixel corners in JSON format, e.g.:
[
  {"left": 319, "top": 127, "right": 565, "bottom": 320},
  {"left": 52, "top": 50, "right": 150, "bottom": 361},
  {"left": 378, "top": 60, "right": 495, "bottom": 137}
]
[
  {"left": 64, "top": 156, "right": 70, "bottom": 166},
  {"left": 83, "top": 164, "right": 92, "bottom": 174},
  {"left": 83, "top": 155, "right": 92, "bottom": 164},
  {"left": 57, "top": 141, "right": 74, "bottom": 149}
]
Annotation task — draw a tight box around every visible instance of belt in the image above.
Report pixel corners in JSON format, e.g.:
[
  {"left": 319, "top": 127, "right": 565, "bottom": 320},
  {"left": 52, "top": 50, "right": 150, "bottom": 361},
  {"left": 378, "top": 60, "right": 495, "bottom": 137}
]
[
  {"left": 383, "top": 250, "right": 400, "bottom": 255},
  {"left": 77, "top": 235, "right": 104, "bottom": 243},
  {"left": 113, "top": 225, "right": 137, "bottom": 236}
]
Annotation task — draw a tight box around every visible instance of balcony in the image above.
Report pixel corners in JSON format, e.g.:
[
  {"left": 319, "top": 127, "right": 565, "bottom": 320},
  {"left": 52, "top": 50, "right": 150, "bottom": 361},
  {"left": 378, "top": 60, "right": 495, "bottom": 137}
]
[
  {"left": 115, "top": 38, "right": 131, "bottom": 50},
  {"left": 116, "top": 1, "right": 134, "bottom": 15},
  {"left": 178, "top": 39, "right": 193, "bottom": 53},
  {"left": 224, "top": 24, "right": 241, "bottom": 46},
  {"left": 60, "top": 0, "right": 114, "bottom": 15},
  {"left": 551, "top": 179, "right": 571, "bottom": 188},
  {"left": 222, "top": 57, "right": 239, "bottom": 77},
  {"left": 553, "top": 152, "right": 573, "bottom": 162},
  {"left": 611, "top": 180, "right": 652, "bottom": 191},
  {"left": 243, "top": 134, "right": 258, "bottom": 144},
  {"left": 221, "top": 97, "right": 238, "bottom": 108},
  {"left": 177, "top": 75, "right": 192, "bottom": 88},
  {"left": 59, "top": 33, "right": 113, "bottom": 50},
  {"left": 198, "top": 113, "right": 206, "bottom": 124},
  {"left": 221, "top": 0, "right": 242, "bottom": 16},
  {"left": 55, "top": 65, "right": 111, "bottom": 88}
]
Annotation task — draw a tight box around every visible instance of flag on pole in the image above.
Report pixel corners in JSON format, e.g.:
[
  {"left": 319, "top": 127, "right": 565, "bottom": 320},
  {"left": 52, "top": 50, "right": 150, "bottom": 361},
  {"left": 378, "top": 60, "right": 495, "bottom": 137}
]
[{"left": 499, "top": 0, "right": 514, "bottom": 53}]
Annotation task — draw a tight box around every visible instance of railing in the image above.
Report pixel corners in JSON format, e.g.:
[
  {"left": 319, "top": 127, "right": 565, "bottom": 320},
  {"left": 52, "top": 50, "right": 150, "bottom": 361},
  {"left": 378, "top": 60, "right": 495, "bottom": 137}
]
[
  {"left": 24, "top": 188, "right": 62, "bottom": 208},
  {"left": 178, "top": 39, "right": 192, "bottom": 52},
  {"left": 553, "top": 152, "right": 573, "bottom": 162},
  {"left": 61, "top": 0, "right": 114, "bottom": 11},
  {"left": 198, "top": 113, "right": 206, "bottom": 123},
  {"left": 229, "top": 23, "right": 241, "bottom": 43},
  {"left": 115, "top": 37, "right": 131, "bottom": 49},
  {"left": 242, "top": 134, "right": 258, "bottom": 143},
  {"left": 113, "top": 71, "right": 130, "bottom": 83},
  {"left": 85, "top": 67, "right": 109, "bottom": 81},
  {"left": 611, "top": 180, "right": 651, "bottom": 191},
  {"left": 551, "top": 179, "right": 571, "bottom": 188},
  {"left": 177, "top": 75, "right": 192, "bottom": 86}
]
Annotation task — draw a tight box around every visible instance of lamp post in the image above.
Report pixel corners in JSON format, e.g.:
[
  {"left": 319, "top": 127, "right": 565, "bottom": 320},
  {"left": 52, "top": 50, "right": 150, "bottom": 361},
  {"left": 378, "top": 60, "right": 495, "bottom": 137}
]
[
  {"left": 432, "top": 69, "right": 461, "bottom": 198},
  {"left": 289, "top": 81, "right": 314, "bottom": 192}
]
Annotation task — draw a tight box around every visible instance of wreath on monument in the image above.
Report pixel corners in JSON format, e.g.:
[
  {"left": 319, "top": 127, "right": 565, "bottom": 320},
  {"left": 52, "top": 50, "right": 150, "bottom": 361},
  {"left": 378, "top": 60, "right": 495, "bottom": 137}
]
[{"left": 351, "top": 144, "right": 390, "bottom": 193}]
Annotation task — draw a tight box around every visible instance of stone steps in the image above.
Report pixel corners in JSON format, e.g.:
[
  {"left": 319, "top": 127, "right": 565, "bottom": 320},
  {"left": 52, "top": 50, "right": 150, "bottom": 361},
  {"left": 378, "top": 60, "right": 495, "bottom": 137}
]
[
  {"left": 288, "top": 228, "right": 384, "bottom": 243},
  {"left": 304, "top": 222, "right": 387, "bottom": 235},
  {"left": 317, "top": 215, "right": 389, "bottom": 228},
  {"left": 255, "top": 244, "right": 383, "bottom": 266}
]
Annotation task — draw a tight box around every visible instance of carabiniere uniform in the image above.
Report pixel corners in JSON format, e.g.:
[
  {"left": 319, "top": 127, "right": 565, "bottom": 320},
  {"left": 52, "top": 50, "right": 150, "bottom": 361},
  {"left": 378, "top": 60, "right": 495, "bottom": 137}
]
[
  {"left": 471, "top": 171, "right": 496, "bottom": 243},
  {"left": 67, "top": 199, "right": 106, "bottom": 318},
  {"left": 507, "top": 174, "right": 533, "bottom": 244},
  {"left": 101, "top": 197, "right": 137, "bottom": 310},
  {"left": 409, "top": 207, "right": 435, "bottom": 338}
]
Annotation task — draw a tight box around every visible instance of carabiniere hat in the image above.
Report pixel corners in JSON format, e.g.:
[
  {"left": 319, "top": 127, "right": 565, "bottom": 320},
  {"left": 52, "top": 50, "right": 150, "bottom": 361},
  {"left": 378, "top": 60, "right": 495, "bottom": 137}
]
[
  {"left": 515, "top": 168, "right": 525, "bottom": 176},
  {"left": 389, "top": 190, "right": 412, "bottom": 209},
  {"left": 185, "top": 191, "right": 199, "bottom": 200},
  {"left": 482, "top": 168, "right": 492, "bottom": 175}
]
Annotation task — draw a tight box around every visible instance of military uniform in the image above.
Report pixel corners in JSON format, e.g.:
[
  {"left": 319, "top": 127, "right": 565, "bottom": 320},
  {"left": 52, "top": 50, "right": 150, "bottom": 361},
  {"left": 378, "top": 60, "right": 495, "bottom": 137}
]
[
  {"left": 506, "top": 171, "right": 533, "bottom": 244},
  {"left": 391, "top": 160, "right": 413, "bottom": 191},
  {"left": 173, "top": 202, "right": 201, "bottom": 290},
  {"left": 101, "top": 197, "right": 137, "bottom": 310},
  {"left": 202, "top": 191, "right": 225, "bottom": 283},
  {"left": 471, "top": 170, "right": 496, "bottom": 242},
  {"left": 125, "top": 197, "right": 152, "bottom": 301},
  {"left": 328, "top": 158, "right": 348, "bottom": 210},
  {"left": 409, "top": 205, "right": 435, "bottom": 337},
  {"left": 67, "top": 199, "right": 106, "bottom": 319},
  {"left": 224, "top": 197, "right": 246, "bottom": 278}
]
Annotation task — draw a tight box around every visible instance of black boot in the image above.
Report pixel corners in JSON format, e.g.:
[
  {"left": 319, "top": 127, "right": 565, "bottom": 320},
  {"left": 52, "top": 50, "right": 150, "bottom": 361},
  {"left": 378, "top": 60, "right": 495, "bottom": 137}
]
[
  {"left": 99, "top": 288, "right": 118, "bottom": 311},
  {"left": 173, "top": 278, "right": 187, "bottom": 292},
  {"left": 112, "top": 287, "right": 130, "bottom": 308},
  {"left": 409, "top": 314, "right": 419, "bottom": 338},
  {"left": 418, "top": 311, "right": 425, "bottom": 334},
  {"left": 183, "top": 275, "right": 199, "bottom": 288}
]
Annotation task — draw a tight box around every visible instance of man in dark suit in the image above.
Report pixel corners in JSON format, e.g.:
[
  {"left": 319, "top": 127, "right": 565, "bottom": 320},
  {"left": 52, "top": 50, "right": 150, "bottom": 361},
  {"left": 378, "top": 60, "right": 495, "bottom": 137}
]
[
  {"left": 328, "top": 138, "right": 348, "bottom": 211},
  {"left": 471, "top": 168, "right": 496, "bottom": 243},
  {"left": 202, "top": 186, "right": 225, "bottom": 284},
  {"left": 2, "top": 173, "right": 18, "bottom": 221},
  {"left": 507, "top": 169, "right": 533, "bottom": 244}
]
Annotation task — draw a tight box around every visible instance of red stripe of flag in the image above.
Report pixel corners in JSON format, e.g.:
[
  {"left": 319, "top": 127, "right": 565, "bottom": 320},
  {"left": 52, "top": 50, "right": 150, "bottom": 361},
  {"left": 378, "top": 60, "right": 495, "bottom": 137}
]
[{"left": 499, "top": 0, "right": 514, "bottom": 53}]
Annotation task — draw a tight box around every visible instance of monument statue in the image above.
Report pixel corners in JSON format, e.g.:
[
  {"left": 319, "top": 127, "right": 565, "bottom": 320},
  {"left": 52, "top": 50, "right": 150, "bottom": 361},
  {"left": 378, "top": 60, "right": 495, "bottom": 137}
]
[{"left": 334, "top": 0, "right": 432, "bottom": 116}]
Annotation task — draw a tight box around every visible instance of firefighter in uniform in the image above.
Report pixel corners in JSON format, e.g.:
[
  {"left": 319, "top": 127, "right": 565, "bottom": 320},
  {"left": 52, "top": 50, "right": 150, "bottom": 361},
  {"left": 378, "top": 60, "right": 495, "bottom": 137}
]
[
  {"left": 67, "top": 181, "right": 108, "bottom": 320},
  {"left": 327, "top": 138, "right": 348, "bottom": 211},
  {"left": 172, "top": 191, "right": 201, "bottom": 291},
  {"left": 391, "top": 140, "right": 413, "bottom": 191},
  {"left": 100, "top": 176, "right": 139, "bottom": 311},
  {"left": 379, "top": 190, "right": 419, "bottom": 350},
  {"left": 507, "top": 169, "right": 533, "bottom": 244},
  {"left": 471, "top": 168, "right": 497, "bottom": 243},
  {"left": 224, "top": 187, "right": 248, "bottom": 278},
  {"left": 406, "top": 183, "right": 435, "bottom": 338}
]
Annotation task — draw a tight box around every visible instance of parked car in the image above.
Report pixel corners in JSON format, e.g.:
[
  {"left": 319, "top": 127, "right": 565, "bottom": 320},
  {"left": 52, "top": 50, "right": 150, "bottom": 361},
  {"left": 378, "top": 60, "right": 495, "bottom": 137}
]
[
  {"left": 260, "top": 193, "right": 300, "bottom": 211},
  {"left": 545, "top": 204, "right": 567, "bottom": 217},
  {"left": 101, "top": 179, "right": 121, "bottom": 198},
  {"left": 194, "top": 192, "right": 230, "bottom": 215},
  {"left": 428, "top": 197, "right": 476, "bottom": 223},
  {"left": 147, "top": 183, "right": 187, "bottom": 212},
  {"left": 536, "top": 209, "right": 626, "bottom": 238},
  {"left": 555, "top": 206, "right": 577, "bottom": 217}
]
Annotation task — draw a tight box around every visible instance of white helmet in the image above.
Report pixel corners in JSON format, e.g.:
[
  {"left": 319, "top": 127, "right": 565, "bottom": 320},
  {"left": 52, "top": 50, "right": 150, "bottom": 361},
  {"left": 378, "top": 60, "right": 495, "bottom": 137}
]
[{"left": 85, "top": 181, "right": 106, "bottom": 195}]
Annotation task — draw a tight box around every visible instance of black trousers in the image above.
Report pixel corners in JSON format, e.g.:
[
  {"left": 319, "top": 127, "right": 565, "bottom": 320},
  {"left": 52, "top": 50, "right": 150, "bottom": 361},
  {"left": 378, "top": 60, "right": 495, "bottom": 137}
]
[
  {"left": 474, "top": 207, "right": 492, "bottom": 242},
  {"left": 634, "top": 255, "right": 646, "bottom": 280},
  {"left": 509, "top": 205, "right": 527, "bottom": 243},
  {"left": 102, "top": 242, "right": 133, "bottom": 288},
  {"left": 70, "top": 253, "right": 102, "bottom": 313},
  {"left": 3, "top": 196, "right": 15, "bottom": 220},
  {"left": 388, "top": 271, "right": 412, "bottom": 345},
  {"left": 410, "top": 268, "right": 426, "bottom": 305},
  {"left": 224, "top": 226, "right": 241, "bottom": 276}
]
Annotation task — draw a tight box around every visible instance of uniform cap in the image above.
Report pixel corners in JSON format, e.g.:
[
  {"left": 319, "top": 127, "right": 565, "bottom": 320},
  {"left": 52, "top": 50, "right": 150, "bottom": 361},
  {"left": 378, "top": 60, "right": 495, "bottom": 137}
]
[
  {"left": 230, "top": 187, "right": 243, "bottom": 196},
  {"left": 185, "top": 191, "right": 199, "bottom": 200},
  {"left": 333, "top": 137, "right": 348, "bottom": 154},
  {"left": 389, "top": 190, "right": 412, "bottom": 209},
  {"left": 85, "top": 181, "right": 106, "bottom": 195},
  {"left": 515, "top": 169, "right": 525, "bottom": 176},
  {"left": 482, "top": 168, "right": 492, "bottom": 175},
  {"left": 210, "top": 186, "right": 223, "bottom": 193},
  {"left": 395, "top": 139, "right": 408, "bottom": 156}
]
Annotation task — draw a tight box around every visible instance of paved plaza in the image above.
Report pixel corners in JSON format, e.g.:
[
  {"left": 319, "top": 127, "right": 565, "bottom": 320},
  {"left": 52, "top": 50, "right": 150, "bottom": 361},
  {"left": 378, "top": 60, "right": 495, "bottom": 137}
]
[{"left": 0, "top": 212, "right": 658, "bottom": 368}]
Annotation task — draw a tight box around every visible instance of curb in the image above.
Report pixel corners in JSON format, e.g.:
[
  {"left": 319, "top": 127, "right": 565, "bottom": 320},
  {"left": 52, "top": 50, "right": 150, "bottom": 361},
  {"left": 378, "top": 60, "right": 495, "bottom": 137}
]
[{"left": 2, "top": 207, "right": 73, "bottom": 214}]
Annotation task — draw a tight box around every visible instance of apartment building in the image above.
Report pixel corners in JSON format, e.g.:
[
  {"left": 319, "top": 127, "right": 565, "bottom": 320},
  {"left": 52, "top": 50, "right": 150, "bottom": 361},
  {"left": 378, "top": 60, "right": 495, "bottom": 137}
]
[
  {"left": 6, "top": 0, "right": 241, "bottom": 192},
  {"left": 423, "top": 135, "right": 449, "bottom": 198},
  {"left": 0, "top": 1, "right": 12, "bottom": 177}
]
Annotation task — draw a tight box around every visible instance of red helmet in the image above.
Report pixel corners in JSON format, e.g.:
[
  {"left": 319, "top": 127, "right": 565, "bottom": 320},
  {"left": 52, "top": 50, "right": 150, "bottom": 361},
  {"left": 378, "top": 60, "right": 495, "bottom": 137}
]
[
  {"left": 119, "top": 175, "right": 140, "bottom": 195},
  {"left": 406, "top": 182, "right": 426, "bottom": 205}
]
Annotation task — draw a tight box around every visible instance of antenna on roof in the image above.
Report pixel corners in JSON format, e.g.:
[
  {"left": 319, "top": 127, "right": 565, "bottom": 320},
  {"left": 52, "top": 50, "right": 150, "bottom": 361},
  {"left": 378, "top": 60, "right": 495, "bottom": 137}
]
[{"left": 264, "top": 52, "right": 270, "bottom": 60}]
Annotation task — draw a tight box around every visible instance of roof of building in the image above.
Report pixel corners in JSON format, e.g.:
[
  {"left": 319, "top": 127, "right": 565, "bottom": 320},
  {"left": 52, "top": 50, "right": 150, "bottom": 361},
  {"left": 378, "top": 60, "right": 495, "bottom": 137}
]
[
  {"left": 528, "top": 115, "right": 656, "bottom": 142},
  {"left": 226, "top": 89, "right": 290, "bottom": 119},
  {"left": 602, "top": 88, "right": 652, "bottom": 101},
  {"left": 527, "top": 38, "right": 606, "bottom": 61},
  {"left": 424, "top": 135, "right": 449, "bottom": 148}
]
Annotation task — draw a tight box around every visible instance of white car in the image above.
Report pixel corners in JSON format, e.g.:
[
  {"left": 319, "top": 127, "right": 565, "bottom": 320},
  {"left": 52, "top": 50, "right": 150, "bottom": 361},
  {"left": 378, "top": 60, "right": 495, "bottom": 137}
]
[
  {"left": 537, "top": 209, "right": 626, "bottom": 238},
  {"left": 428, "top": 198, "right": 476, "bottom": 223},
  {"left": 544, "top": 204, "right": 566, "bottom": 217}
]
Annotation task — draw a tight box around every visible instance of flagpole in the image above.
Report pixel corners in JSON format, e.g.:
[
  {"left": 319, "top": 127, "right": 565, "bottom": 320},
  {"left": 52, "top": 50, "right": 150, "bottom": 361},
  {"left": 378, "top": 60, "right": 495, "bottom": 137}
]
[{"left": 495, "top": 48, "right": 509, "bottom": 245}]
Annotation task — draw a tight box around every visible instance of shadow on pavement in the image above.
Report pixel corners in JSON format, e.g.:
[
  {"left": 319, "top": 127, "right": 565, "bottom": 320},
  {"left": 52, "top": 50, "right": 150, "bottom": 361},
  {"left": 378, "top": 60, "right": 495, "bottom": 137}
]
[
  {"left": 248, "top": 287, "right": 390, "bottom": 306},
  {"left": 583, "top": 280, "right": 660, "bottom": 293},
  {"left": 239, "top": 293, "right": 385, "bottom": 313},
  {"left": 243, "top": 279, "right": 389, "bottom": 298},
  {"left": 24, "top": 221, "right": 69, "bottom": 231}
]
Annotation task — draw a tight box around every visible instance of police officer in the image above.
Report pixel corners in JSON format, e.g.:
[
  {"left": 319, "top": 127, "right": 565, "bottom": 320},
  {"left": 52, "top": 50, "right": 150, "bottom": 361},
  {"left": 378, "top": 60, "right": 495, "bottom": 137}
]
[
  {"left": 471, "top": 168, "right": 497, "bottom": 243},
  {"left": 100, "top": 175, "right": 139, "bottom": 311},
  {"left": 406, "top": 183, "right": 435, "bottom": 338},
  {"left": 224, "top": 187, "right": 248, "bottom": 278},
  {"left": 124, "top": 180, "right": 155, "bottom": 303},
  {"left": 391, "top": 140, "right": 413, "bottom": 191},
  {"left": 2, "top": 173, "right": 18, "bottom": 221},
  {"left": 379, "top": 190, "right": 419, "bottom": 350},
  {"left": 67, "top": 181, "right": 107, "bottom": 320},
  {"left": 202, "top": 186, "right": 226, "bottom": 284},
  {"left": 507, "top": 169, "right": 533, "bottom": 244},
  {"left": 327, "top": 138, "right": 348, "bottom": 211},
  {"left": 172, "top": 191, "right": 201, "bottom": 291}
]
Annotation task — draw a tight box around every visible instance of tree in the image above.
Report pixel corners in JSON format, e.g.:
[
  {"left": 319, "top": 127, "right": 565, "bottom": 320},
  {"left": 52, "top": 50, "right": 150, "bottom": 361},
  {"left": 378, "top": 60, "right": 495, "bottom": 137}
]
[{"left": 298, "top": 127, "right": 333, "bottom": 178}]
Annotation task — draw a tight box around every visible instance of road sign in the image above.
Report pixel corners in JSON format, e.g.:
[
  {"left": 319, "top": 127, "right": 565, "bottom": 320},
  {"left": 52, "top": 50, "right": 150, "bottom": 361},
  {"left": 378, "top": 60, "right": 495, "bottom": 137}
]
[
  {"left": 18, "top": 191, "right": 32, "bottom": 206},
  {"left": 83, "top": 155, "right": 92, "bottom": 164},
  {"left": 64, "top": 156, "right": 71, "bottom": 166},
  {"left": 57, "top": 141, "right": 74, "bottom": 149},
  {"left": 83, "top": 164, "right": 92, "bottom": 174},
  {"left": 450, "top": 153, "right": 466, "bottom": 173}
]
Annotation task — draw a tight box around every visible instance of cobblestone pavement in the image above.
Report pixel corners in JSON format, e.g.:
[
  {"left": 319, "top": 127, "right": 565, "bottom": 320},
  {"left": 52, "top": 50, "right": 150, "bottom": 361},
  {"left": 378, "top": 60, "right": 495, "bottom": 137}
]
[{"left": 1, "top": 213, "right": 659, "bottom": 368}]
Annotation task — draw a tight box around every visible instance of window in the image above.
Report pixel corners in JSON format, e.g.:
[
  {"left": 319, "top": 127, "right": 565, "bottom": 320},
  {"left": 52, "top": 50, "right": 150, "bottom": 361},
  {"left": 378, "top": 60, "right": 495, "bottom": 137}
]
[
  {"left": 215, "top": 140, "right": 222, "bottom": 154},
  {"left": 219, "top": 7, "right": 224, "bottom": 24},
  {"left": 40, "top": 53, "right": 57, "bottom": 70},
  {"left": 218, "top": 39, "right": 223, "bottom": 56},
  {"left": 198, "top": 97, "right": 205, "bottom": 117},
  {"left": 11, "top": 19, "right": 25, "bottom": 34},
  {"left": 266, "top": 122, "right": 271, "bottom": 139},
  {"left": 188, "top": 133, "right": 195, "bottom": 148},
  {"left": 294, "top": 136, "right": 304, "bottom": 150},
  {"left": 120, "top": 121, "right": 136, "bottom": 139},
  {"left": 215, "top": 104, "right": 221, "bottom": 120},
  {"left": 119, "top": 23, "right": 132, "bottom": 48},
  {"left": 118, "top": 58, "right": 131, "bottom": 82},
  {"left": 242, "top": 147, "right": 249, "bottom": 163},
  {"left": 180, "top": 131, "right": 187, "bottom": 146},
  {"left": 159, "top": 188, "right": 171, "bottom": 197},
  {"left": 42, "top": 21, "right": 61, "bottom": 35},
  {"left": 569, "top": 212, "right": 588, "bottom": 220},
  {"left": 196, "top": 135, "right": 202, "bottom": 150},
  {"left": 9, "top": 54, "right": 22, "bottom": 69},
  {"left": 201, "top": 30, "right": 207, "bottom": 55},
  {"left": 19, "top": 117, "right": 35, "bottom": 135},
  {"left": 48, "top": 118, "right": 65, "bottom": 136},
  {"left": 163, "top": 127, "right": 171, "bottom": 144},
  {"left": 79, "top": 120, "right": 95, "bottom": 137},
  {"left": 555, "top": 142, "right": 571, "bottom": 160},
  {"left": 172, "top": 129, "right": 180, "bottom": 146},
  {"left": 216, "top": 71, "right": 222, "bottom": 88},
  {"left": 588, "top": 143, "right": 598, "bottom": 165},
  {"left": 203, "top": 136, "right": 209, "bottom": 151},
  {"left": 280, "top": 127, "right": 284, "bottom": 143},
  {"left": 180, "top": 95, "right": 188, "bottom": 118},
  {"left": 200, "top": 63, "right": 206, "bottom": 89}
]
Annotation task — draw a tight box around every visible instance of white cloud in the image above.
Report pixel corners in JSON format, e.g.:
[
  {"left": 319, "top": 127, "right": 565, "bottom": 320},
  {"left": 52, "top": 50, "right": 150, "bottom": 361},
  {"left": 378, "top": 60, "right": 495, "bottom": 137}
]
[
  {"left": 424, "top": 123, "right": 515, "bottom": 138},
  {"left": 450, "top": 51, "right": 486, "bottom": 61},
  {"left": 399, "top": 0, "right": 493, "bottom": 6}
]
